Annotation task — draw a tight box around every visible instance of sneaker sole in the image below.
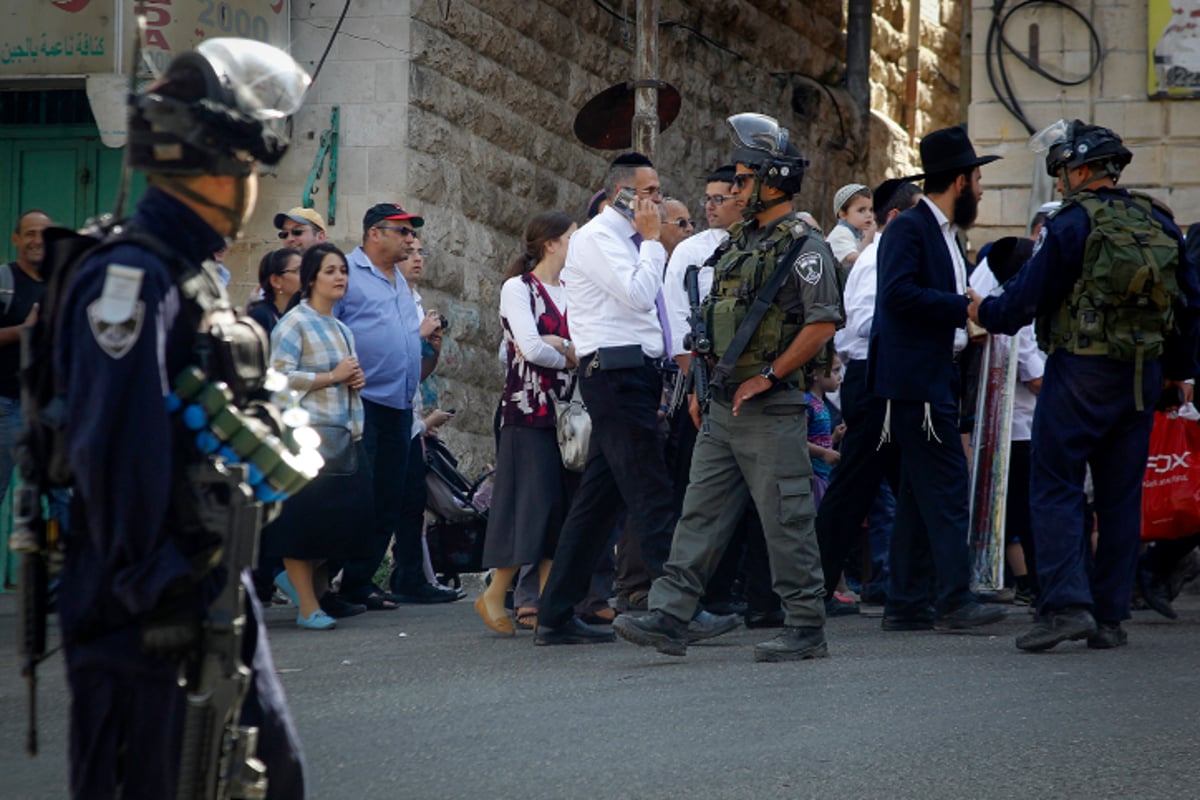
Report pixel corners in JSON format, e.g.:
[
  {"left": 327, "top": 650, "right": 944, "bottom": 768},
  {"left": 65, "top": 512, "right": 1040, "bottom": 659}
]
[
  {"left": 613, "top": 618, "right": 687, "bottom": 656},
  {"left": 753, "top": 641, "right": 829, "bottom": 662}
]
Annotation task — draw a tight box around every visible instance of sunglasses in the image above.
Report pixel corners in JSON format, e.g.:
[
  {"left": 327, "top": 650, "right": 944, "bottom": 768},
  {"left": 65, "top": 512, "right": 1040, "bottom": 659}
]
[
  {"left": 702, "top": 194, "right": 730, "bottom": 206},
  {"left": 277, "top": 227, "right": 310, "bottom": 239},
  {"left": 732, "top": 174, "right": 754, "bottom": 188},
  {"left": 669, "top": 218, "right": 694, "bottom": 230},
  {"left": 376, "top": 225, "right": 417, "bottom": 237}
]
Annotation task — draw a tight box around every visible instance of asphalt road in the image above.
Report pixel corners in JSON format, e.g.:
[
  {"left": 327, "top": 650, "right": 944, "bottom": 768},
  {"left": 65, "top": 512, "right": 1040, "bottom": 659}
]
[{"left": 2, "top": 589, "right": 1198, "bottom": 800}]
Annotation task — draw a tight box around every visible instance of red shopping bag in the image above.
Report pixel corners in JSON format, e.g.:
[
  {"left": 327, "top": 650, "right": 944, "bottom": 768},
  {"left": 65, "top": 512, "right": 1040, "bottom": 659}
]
[{"left": 1141, "top": 411, "right": 1200, "bottom": 540}]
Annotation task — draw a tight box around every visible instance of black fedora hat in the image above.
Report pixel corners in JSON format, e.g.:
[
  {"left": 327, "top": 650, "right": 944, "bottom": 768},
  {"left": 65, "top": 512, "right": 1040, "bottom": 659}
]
[{"left": 908, "top": 126, "right": 1001, "bottom": 181}]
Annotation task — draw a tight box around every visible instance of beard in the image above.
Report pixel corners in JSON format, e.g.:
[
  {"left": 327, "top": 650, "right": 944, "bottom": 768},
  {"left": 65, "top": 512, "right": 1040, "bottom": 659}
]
[{"left": 952, "top": 188, "right": 979, "bottom": 229}]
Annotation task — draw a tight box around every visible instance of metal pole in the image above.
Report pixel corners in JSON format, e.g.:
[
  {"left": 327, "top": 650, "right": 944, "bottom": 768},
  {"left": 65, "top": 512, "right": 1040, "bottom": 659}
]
[{"left": 633, "top": 0, "right": 659, "bottom": 158}]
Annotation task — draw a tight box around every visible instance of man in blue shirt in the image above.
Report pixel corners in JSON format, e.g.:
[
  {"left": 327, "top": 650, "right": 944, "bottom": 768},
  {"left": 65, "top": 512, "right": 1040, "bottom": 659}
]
[{"left": 335, "top": 203, "right": 457, "bottom": 606}]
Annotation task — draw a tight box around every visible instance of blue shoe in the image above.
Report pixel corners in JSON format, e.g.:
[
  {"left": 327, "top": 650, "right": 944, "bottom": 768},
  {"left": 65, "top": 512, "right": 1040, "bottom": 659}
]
[
  {"left": 274, "top": 572, "right": 300, "bottom": 608},
  {"left": 296, "top": 609, "right": 336, "bottom": 630}
]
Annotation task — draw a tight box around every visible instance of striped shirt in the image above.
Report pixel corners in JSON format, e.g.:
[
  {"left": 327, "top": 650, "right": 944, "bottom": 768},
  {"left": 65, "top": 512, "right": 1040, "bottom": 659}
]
[{"left": 271, "top": 301, "right": 365, "bottom": 440}]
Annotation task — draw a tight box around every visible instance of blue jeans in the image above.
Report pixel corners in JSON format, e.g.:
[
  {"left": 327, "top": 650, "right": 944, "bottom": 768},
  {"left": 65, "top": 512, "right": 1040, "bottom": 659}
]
[{"left": 0, "top": 396, "right": 21, "bottom": 500}]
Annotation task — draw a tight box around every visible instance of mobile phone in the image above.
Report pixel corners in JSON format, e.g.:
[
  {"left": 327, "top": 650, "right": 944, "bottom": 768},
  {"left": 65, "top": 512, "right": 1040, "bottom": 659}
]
[{"left": 612, "top": 187, "right": 636, "bottom": 219}]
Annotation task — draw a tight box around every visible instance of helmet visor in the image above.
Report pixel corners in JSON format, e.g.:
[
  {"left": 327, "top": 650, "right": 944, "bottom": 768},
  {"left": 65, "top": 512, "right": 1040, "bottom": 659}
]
[
  {"left": 728, "top": 113, "right": 788, "bottom": 158},
  {"left": 1028, "top": 119, "right": 1069, "bottom": 154},
  {"left": 196, "top": 38, "right": 311, "bottom": 120}
]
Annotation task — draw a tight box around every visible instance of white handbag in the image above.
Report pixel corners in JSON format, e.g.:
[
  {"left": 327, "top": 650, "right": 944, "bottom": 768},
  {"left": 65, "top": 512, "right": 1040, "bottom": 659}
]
[{"left": 553, "top": 382, "right": 591, "bottom": 472}]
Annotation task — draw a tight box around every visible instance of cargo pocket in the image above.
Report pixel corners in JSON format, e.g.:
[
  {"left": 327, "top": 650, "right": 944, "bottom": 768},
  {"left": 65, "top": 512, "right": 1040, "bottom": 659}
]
[{"left": 778, "top": 476, "right": 816, "bottom": 526}]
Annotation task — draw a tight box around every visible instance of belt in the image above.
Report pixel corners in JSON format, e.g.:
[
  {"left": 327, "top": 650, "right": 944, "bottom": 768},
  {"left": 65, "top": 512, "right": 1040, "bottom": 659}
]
[{"left": 711, "top": 381, "right": 798, "bottom": 403}]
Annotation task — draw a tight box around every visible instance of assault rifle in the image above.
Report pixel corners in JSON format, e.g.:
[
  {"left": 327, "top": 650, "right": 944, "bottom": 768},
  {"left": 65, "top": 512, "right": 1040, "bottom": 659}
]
[
  {"left": 175, "top": 459, "right": 270, "bottom": 800},
  {"left": 682, "top": 264, "right": 712, "bottom": 433}
]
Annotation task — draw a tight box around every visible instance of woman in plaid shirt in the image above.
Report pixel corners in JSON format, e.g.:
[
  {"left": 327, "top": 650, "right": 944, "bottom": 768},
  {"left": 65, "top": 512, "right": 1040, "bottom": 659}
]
[{"left": 263, "top": 243, "right": 373, "bottom": 630}]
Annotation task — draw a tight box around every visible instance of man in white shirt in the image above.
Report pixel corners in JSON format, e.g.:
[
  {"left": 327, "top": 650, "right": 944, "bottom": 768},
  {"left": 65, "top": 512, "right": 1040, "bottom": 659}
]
[
  {"left": 816, "top": 178, "right": 921, "bottom": 614},
  {"left": 536, "top": 153, "right": 678, "bottom": 645}
]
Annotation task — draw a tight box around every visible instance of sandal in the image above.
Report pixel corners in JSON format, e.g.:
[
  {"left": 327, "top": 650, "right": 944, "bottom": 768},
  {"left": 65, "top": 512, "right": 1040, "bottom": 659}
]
[
  {"left": 344, "top": 588, "right": 399, "bottom": 611},
  {"left": 514, "top": 607, "right": 538, "bottom": 630},
  {"left": 580, "top": 607, "right": 616, "bottom": 626}
]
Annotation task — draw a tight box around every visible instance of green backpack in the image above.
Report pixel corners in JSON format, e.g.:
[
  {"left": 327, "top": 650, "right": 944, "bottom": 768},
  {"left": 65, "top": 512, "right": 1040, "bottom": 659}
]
[{"left": 1037, "top": 191, "right": 1179, "bottom": 408}]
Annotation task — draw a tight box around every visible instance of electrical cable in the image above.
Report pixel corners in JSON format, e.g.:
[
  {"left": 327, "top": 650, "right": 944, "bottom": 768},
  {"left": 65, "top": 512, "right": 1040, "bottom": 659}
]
[
  {"left": 985, "top": 0, "right": 1104, "bottom": 135},
  {"left": 309, "top": 0, "right": 352, "bottom": 86}
]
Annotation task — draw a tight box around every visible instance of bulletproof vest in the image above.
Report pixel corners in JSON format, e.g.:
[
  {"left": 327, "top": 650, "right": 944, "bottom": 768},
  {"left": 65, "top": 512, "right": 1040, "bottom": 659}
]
[
  {"left": 703, "top": 215, "right": 809, "bottom": 384},
  {"left": 1036, "top": 191, "right": 1179, "bottom": 366}
]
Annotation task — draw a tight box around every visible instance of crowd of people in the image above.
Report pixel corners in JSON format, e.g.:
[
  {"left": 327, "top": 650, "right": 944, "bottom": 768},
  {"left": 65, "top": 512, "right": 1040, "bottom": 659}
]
[{"left": 16, "top": 34, "right": 1200, "bottom": 799}]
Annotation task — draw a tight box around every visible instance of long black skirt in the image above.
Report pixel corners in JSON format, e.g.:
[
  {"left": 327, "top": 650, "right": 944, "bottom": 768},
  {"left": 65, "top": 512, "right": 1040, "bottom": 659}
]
[
  {"left": 482, "top": 424, "right": 577, "bottom": 568},
  {"left": 260, "top": 440, "right": 374, "bottom": 561}
]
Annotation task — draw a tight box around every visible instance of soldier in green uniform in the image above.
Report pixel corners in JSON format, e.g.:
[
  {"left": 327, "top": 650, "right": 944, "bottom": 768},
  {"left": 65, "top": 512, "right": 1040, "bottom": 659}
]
[{"left": 614, "top": 113, "right": 844, "bottom": 662}]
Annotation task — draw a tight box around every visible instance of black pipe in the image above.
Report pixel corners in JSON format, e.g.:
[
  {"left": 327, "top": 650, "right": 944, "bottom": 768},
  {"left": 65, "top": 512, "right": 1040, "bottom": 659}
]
[{"left": 845, "top": 0, "right": 871, "bottom": 131}]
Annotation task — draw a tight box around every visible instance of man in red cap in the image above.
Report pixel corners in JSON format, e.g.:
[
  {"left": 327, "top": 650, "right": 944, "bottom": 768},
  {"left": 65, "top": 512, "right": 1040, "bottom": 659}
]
[{"left": 333, "top": 203, "right": 459, "bottom": 608}]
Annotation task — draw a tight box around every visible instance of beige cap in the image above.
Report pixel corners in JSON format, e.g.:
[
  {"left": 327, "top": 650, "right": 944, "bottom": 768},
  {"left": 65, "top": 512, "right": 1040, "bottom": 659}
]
[{"left": 273, "top": 206, "right": 326, "bottom": 231}]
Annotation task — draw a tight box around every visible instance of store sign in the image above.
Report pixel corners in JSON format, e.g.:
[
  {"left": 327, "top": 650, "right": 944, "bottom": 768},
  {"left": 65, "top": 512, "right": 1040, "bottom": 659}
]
[
  {"left": 0, "top": 1, "right": 289, "bottom": 79},
  {"left": 1150, "top": 0, "right": 1200, "bottom": 98},
  {"left": 0, "top": 0, "right": 119, "bottom": 75}
]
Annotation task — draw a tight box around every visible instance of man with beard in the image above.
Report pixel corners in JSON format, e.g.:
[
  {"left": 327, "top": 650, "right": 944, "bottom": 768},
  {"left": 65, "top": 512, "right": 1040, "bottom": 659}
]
[{"left": 867, "top": 126, "right": 1006, "bottom": 631}]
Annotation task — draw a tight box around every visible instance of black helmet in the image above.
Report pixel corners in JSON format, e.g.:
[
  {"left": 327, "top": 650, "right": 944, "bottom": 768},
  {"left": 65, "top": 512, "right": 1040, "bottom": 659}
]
[
  {"left": 727, "top": 113, "right": 808, "bottom": 197},
  {"left": 129, "top": 38, "right": 310, "bottom": 177},
  {"left": 1033, "top": 119, "right": 1132, "bottom": 178}
]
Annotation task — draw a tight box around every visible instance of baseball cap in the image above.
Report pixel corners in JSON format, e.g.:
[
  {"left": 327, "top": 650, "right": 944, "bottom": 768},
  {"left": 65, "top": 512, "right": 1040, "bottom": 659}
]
[
  {"left": 273, "top": 206, "right": 326, "bottom": 231},
  {"left": 363, "top": 202, "right": 425, "bottom": 232}
]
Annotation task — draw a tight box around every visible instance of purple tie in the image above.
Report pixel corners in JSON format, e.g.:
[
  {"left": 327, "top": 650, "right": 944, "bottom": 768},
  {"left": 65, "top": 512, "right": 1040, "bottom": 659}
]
[{"left": 632, "top": 232, "right": 672, "bottom": 358}]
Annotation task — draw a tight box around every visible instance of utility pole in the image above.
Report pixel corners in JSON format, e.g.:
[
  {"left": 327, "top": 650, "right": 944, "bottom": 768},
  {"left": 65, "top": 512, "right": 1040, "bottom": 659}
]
[{"left": 632, "top": 0, "right": 659, "bottom": 158}]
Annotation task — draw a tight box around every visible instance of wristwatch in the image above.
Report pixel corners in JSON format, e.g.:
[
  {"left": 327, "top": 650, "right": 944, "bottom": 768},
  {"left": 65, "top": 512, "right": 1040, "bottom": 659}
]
[
  {"left": 760, "top": 364, "right": 780, "bottom": 386},
  {"left": 561, "top": 339, "right": 572, "bottom": 354}
]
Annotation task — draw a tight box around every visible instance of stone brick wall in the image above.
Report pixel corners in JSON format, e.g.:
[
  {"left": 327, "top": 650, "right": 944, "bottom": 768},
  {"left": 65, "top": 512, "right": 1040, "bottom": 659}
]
[
  {"left": 225, "top": 0, "right": 964, "bottom": 471},
  {"left": 968, "top": 0, "right": 1200, "bottom": 248}
]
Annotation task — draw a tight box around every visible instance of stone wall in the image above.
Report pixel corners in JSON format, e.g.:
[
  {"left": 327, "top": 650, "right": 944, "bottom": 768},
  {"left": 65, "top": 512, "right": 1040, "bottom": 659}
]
[
  {"left": 226, "top": 0, "right": 965, "bottom": 472},
  {"left": 968, "top": 0, "right": 1200, "bottom": 248}
]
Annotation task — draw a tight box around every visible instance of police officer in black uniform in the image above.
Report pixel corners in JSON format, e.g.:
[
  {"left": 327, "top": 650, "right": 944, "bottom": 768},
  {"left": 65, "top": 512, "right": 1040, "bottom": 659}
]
[
  {"left": 54, "top": 40, "right": 311, "bottom": 797},
  {"left": 614, "top": 113, "right": 843, "bottom": 662},
  {"left": 969, "top": 119, "right": 1200, "bottom": 652}
]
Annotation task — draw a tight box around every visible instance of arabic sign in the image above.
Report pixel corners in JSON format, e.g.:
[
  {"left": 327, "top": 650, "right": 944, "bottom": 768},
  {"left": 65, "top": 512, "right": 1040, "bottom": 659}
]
[
  {"left": 1, "top": 1, "right": 289, "bottom": 79},
  {"left": 1, "top": 0, "right": 117, "bottom": 75},
  {"left": 1150, "top": 0, "right": 1200, "bottom": 98}
]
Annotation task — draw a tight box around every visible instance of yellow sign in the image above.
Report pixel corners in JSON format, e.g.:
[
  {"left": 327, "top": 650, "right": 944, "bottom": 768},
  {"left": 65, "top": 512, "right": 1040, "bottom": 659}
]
[
  {"left": 1149, "top": 0, "right": 1200, "bottom": 98},
  {"left": 0, "top": 1, "right": 289, "bottom": 79}
]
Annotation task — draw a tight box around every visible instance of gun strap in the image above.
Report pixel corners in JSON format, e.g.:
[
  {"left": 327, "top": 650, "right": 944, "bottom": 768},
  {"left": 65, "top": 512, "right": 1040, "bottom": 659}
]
[{"left": 710, "top": 232, "right": 808, "bottom": 386}]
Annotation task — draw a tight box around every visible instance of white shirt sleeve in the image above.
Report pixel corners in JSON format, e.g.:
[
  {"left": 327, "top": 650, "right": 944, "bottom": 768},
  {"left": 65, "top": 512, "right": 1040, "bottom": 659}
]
[
  {"left": 500, "top": 277, "right": 566, "bottom": 369},
  {"left": 826, "top": 224, "right": 860, "bottom": 266},
  {"left": 576, "top": 225, "right": 665, "bottom": 313}
]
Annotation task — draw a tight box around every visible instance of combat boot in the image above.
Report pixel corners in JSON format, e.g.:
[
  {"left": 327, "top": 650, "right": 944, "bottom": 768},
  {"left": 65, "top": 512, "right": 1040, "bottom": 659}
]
[{"left": 753, "top": 625, "right": 828, "bottom": 662}]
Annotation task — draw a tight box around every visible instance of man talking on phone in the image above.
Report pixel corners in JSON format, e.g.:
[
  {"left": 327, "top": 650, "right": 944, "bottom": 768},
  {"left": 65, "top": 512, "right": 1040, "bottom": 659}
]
[{"left": 535, "top": 152, "right": 682, "bottom": 644}]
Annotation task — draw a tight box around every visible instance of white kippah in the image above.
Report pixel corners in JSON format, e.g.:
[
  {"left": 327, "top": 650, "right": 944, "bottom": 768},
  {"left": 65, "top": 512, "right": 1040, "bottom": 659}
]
[{"left": 833, "top": 183, "right": 870, "bottom": 214}]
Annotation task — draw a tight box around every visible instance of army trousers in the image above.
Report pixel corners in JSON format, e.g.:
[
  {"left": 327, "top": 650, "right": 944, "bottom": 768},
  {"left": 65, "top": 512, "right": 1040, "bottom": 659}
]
[{"left": 649, "top": 386, "right": 826, "bottom": 627}]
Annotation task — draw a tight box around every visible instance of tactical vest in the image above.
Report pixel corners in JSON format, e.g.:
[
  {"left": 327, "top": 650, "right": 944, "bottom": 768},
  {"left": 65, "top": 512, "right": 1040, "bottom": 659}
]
[
  {"left": 703, "top": 215, "right": 810, "bottom": 384},
  {"left": 1036, "top": 191, "right": 1179, "bottom": 363}
]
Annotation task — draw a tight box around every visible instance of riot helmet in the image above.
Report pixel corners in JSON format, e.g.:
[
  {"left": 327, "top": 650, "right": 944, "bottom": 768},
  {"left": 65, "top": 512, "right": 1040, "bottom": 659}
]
[
  {"left": 1030, "top": 119, "right": 1132, "bottom": 192},
  {"left": 129, "top": 38, "right": 311, "bottom": 178},
  {"left": 727, "top": 113, "right": 808, "bottom": 215}
]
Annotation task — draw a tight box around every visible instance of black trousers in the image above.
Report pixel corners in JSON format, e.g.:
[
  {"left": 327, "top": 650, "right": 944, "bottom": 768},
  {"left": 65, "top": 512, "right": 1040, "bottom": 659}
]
[
  {"left": 539, "top": 360, "right": 676, "bottom": 628},
  {"left": 815, "top": 359, "right": 899, "bottom": 596}
]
